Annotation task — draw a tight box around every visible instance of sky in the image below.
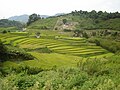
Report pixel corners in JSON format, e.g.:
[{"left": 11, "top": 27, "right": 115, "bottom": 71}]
[{"left": 0, "top": 0, "right": 120, "bottom": 19}]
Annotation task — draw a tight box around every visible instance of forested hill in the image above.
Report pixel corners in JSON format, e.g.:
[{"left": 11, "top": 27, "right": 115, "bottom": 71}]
[
  {"left": 28, "top": 10, "right": 120, "bottom": 31},
  {"left": 0, "top": 19, "right": 23, "bottom": 29},
  {"left": 70, "top": 10, "right": 120, "bottom": 30}
]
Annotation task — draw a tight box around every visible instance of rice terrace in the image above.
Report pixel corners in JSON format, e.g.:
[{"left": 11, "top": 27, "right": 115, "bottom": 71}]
[{"left": 0, "top": 1, "right": 120, "bottom": 89}]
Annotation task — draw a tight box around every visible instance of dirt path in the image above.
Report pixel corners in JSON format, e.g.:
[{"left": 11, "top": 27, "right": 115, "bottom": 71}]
[{"left": 53, "top": 17, "right": 60, "bottom": 30}]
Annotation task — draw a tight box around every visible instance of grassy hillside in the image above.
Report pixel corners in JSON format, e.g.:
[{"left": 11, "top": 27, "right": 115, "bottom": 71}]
[
  {"left": 0, "top": 11, "right": 120, "bottom": 90},
  {"left": 0, "top": 32, "right": 119, "bottom": 90},
  {"left": 0, "top": 30, "right": 119, "bottom": 90},
  {"left": 28, "top": 17, "right": 58, "bottom": 30},
  {"left": 27, "top": 13, "right": 120, "bottom": 31},
  {"left": 0, "top": 32, "right": 114, "bottom": 69},
  {"left": 95, "top": 18, "right": 120, "bottom": 30},
  {"left": 62, "top": 14, "right": 120, "bottom": 30}
]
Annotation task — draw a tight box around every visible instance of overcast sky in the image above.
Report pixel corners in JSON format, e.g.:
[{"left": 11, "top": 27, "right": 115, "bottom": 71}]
[{"left": 0, "top": 0, "right": 120, "bottom": 19}]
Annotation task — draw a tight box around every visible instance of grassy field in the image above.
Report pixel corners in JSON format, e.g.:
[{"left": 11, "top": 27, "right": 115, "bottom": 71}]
[
  {"left": 0, "top": 30, "right": 119, "bottom": 90},
  {"left": 0, "top": 31, "right": 114, "bottom": 69}
]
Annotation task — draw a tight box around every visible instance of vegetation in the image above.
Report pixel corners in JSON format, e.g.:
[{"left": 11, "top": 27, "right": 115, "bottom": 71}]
[
  {"left": 0, "top": 10, "right": 120, "bottom": 90},
  {"left": 0, "top": 55, "right": 120, "bottom": 90},
  {"left": 0, "top": 40, "right": 7, "bottom": 62},
  {"left": 88, "top": 38, "right": 120, "bottom": 53},
  {"left": 0, "top": 19, "right": 23, "bottom": 30},
  {"left": 71, "top": 10, "right": 120, "bottom": 20},
  {"left": 27, "top": 13, "right": 41, "bottom": 26},
  {"left": 0, "top": 40, "right": 34, "bottom": 62},
  {"left": 62, "top": 19, "right": 67, "bottom": 24},
  {"left": 28, "top": 17, "right": 57, "bottom": 30},
  {"left": 0, "top": 27, "right": 19, "bottom": 32},
  {"left": 70, "top": 10, "right": 120, "bottom": 30}
]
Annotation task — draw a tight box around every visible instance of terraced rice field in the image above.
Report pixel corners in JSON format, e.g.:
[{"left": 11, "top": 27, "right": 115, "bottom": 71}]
[
  {"left": 0, "top": 33, "right": 112, "bottom": 57},
  {"left": 0, "top": 32, "right": 113, "bottom": 68}
]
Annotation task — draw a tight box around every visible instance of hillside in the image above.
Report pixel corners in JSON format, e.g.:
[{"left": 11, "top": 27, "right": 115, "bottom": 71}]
[
  {"left": 0, "top": 31, "right": 119, "bottom": 90},
  {"left": 0, "top": 10, "right": 120, "bottom": 90},
  {"left": 28, "top": 17, "right": 58, "bottom": 30},
  {"left": 28, "top": 11, "right": 120, "bottom": 31},
  {"left": 0, "top": 19, "right": 23, "bottom": 32}
]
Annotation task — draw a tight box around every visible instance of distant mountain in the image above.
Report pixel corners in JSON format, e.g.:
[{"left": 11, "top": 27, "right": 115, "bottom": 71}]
[
  {"left": 8, "top": 14, "right": 29, "bottom": 23},
  {"left": 8, "top": 14, "right": 50, "bottom": 23},
  {"left": 41, "top": 15, "right": 49, "bottom": 18},
  {"left": 55, "top": 13, "right": 65, "bottom": 16}
]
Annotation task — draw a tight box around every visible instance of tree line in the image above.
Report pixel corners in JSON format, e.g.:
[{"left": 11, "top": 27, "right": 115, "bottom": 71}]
[
  {"left": 0, "top": 19, "right": 23, "bottom": 29},
  {"left": 71, "top": 10, "right": 120, "bottom": 20}
]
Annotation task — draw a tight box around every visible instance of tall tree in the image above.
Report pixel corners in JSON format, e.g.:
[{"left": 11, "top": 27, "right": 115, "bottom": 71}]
[
  {"left": 27, "top": 13, "right": 41, "bottom": 26},
  {"left": 62, "top": 19, "right": 67, "bottom": 24}
]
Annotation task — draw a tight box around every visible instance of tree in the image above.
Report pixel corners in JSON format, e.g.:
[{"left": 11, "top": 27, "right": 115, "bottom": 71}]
[
  {"left": 0, "top": 40, "right": 8, "bottom": 62},
  {"left": 2, "top": 30, "right": 7, "bottom": 34},
  {"left": 89, "top": 10, "right": 98, "bottom": 19},
  {"left": 62, "top": 19, "right": 67, "bottom": 24},
  {"left": 27, "top": 13, "right": 41, "bottom": 26},
  {"left": 82, "top": 32, "right": 89, "bottom": 38}
]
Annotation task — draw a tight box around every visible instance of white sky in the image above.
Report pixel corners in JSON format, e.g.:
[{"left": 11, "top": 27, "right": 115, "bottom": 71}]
[{"left": 0, "top": 0, "right": 120, "bottom": 19}]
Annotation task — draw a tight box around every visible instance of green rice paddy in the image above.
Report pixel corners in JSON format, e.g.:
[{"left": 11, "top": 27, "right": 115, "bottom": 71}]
[{"left": 0, "top": 31, "right": 114, "bottom": 69}]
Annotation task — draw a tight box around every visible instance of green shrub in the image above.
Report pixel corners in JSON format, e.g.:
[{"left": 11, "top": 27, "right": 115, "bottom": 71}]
[
  {"left": 88, "top": 38, "right": 120, "bottom": 53},
  {"left": 2, "top": 30, "right": 7, "bottom": 34},
  {"left": 12, "top": 65, "right": 43, "bottom": 75},
  {"left": 27, "top": 47, "right": 52, "bottom": 53},
  {"left": 0, "top": 58, "right": 120, "bottom": 90},
  {"left": 63, "top": 29, "right": 72, "bottom": 32},
  {"left": 0, "top": 40, "right": 8, "bottom": 62}
]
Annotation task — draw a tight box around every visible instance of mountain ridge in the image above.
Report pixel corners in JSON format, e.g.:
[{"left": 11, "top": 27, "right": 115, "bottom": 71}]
[{"left": 8, "top": 14, "right": 50, "bottom": 23}]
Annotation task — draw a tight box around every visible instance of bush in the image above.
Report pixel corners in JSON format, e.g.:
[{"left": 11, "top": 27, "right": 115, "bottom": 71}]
[
  {"left": 88, "top": 38, "right": 120, "bottom": 53},
  {"left": 0, "top": 40, "right": 8, "bottom": 62},
  {"left": 62, "top": 19, "right": 67, "bottom": 24},
  {"left": 2, "top": 30, "right": 7, "bottom": 34},
  {"left": 63, "top": 29, "right": 72, "bottom": 32},
  {"left": 0, "top": 45, "right": 34, "bottom": 62},
  {"left": 11, "top": 65, "right": 43, "bottom": 75},
  {"left": 6, "top": 46, "right": 34, "bottom": 60},
  {"left": 27, "top": 47, "right": 52, "bottom": 53},
  {"left": 0, "top": 55, "right": 120, "bottom": 90}
]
